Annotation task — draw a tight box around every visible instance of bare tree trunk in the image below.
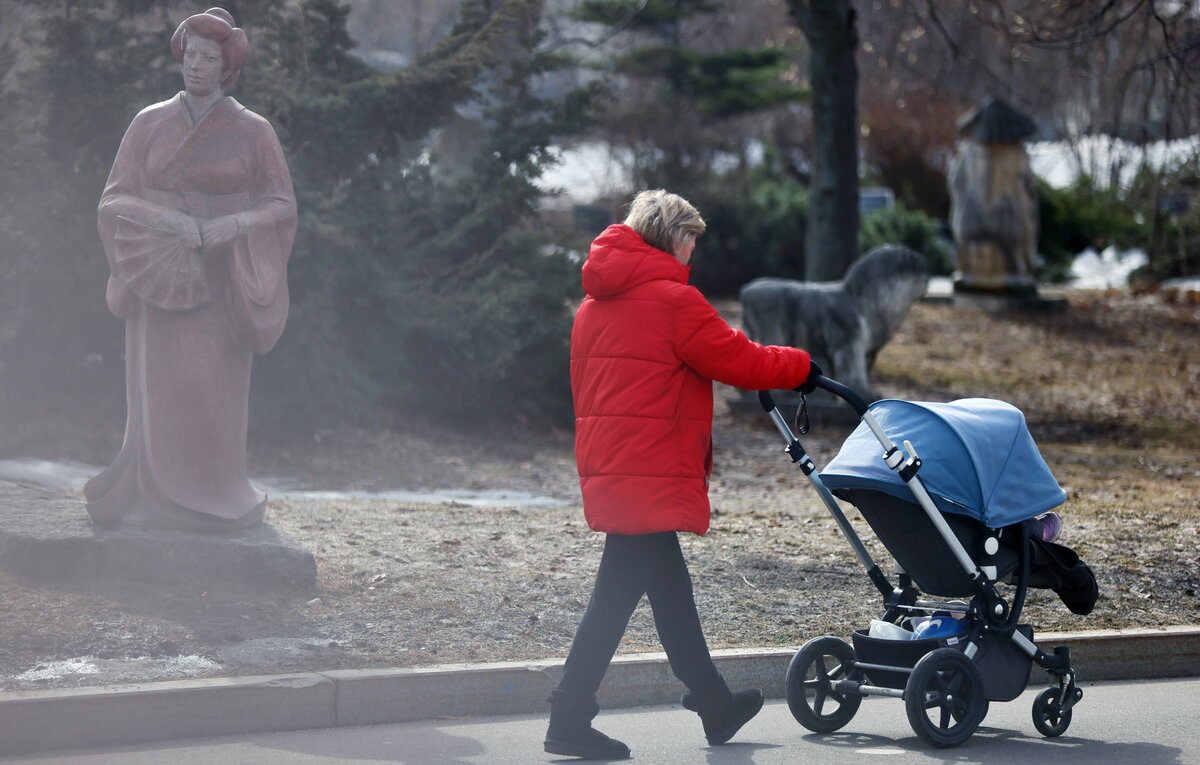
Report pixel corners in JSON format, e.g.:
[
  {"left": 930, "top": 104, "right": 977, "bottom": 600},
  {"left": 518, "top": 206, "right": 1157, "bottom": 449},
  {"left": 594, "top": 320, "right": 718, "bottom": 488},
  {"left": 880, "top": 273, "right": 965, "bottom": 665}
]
[{"left": 790, "top": 0, "right": 860, "bottom": 281}]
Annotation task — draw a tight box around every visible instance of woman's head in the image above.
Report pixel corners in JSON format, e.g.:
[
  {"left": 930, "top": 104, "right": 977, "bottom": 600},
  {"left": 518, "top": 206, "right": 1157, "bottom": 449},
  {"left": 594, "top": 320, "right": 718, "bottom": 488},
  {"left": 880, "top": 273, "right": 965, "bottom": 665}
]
[
  {"left": 171, "top": 8, "right": 248, "bottom": 92},
  {"left": 623, "top": 189, "right": 706, "bottom": 264}
]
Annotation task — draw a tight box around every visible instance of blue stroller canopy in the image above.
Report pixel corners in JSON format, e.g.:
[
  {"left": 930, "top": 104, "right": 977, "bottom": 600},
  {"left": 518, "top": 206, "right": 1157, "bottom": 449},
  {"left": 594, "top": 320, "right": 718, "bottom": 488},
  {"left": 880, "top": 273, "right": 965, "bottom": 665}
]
[{"left": 822, "top": 398, "right": 1066, "bottom": 528}]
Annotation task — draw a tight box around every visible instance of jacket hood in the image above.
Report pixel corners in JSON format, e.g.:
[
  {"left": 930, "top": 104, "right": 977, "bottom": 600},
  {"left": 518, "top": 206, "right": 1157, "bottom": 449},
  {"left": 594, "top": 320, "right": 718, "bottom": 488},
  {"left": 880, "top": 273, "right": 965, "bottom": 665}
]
[{"left": 581, "top": 224, "right": 689, "bottom": 298}]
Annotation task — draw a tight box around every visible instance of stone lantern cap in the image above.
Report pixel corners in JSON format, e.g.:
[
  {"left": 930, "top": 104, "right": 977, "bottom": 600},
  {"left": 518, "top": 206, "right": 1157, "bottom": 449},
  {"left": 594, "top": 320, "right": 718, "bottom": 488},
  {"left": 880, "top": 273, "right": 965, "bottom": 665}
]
[{"left": 957, "top": 97, "right": 1037, "bottom": 143}]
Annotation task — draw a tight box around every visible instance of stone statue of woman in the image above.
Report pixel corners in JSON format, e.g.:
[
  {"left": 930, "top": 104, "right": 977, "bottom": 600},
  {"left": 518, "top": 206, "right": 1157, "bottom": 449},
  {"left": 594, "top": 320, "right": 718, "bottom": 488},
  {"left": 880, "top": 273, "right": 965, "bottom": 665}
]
[{"left": 84, "top": 8, "right": 296, "bottom": 531}]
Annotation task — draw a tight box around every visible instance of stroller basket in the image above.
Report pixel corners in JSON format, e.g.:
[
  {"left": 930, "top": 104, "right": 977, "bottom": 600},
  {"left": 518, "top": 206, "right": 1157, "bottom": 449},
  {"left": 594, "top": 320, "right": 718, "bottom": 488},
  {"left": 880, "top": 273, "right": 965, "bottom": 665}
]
[
  {"left": 850, "top": 625, "right": 1034, "bottom": 701},
  {"left": 758, "top": 377, "right": 1094, "bottom": 748},
  {"left": 851, "top": 629, "right": 955, "bottom": 689}
]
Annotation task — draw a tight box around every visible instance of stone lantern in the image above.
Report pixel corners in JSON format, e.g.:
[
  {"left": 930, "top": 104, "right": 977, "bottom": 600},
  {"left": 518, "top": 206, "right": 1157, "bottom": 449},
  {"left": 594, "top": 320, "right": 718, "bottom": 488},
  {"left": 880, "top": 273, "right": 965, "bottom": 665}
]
[{"left": 948, "top": 97, "right": 1056, "bottom": 308}]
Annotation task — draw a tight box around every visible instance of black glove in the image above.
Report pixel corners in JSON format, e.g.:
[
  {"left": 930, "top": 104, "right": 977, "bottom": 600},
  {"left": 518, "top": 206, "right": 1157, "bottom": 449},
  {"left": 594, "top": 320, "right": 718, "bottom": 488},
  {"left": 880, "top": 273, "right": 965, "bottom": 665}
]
[{"left": 795, "top": 360, "right": 823, "bottom": 394}]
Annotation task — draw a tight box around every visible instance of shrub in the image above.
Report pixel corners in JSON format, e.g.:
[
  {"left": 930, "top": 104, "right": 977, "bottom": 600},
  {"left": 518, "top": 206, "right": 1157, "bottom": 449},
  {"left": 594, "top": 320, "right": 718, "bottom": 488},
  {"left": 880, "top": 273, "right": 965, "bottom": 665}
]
[
  {"left": 1037, "top": 178, "right": 1141, "bottom": 283},
  {"left": 684, "top": 148, "right": 810, "bottom": 296},
  {"left": 859, "top": 204, "right": 953, "bottom": 276},
  {"left": 689, "top": 167, "right": 953, "bottom": 295}
]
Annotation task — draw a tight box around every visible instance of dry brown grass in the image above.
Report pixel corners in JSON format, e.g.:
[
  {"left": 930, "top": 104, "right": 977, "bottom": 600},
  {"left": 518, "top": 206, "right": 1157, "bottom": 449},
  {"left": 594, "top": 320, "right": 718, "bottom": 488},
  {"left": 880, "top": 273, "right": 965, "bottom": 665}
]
[{"left": 1, "top": 291, "right": 1196, "bottom": 690}]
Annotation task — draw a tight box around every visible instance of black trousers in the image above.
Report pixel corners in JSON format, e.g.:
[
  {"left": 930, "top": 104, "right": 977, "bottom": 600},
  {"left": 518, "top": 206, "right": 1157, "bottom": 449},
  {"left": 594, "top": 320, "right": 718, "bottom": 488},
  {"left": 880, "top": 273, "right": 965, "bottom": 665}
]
[{"left": 555, "top": 531, "right": 723, "bottom": 698}]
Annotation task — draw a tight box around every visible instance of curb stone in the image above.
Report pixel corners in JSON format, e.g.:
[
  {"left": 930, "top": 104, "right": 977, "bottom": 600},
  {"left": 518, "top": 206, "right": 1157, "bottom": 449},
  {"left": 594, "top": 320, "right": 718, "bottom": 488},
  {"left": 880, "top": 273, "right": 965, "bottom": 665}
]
[{"left": 0, "top": 626, "right": 1196, "bottom": 757}]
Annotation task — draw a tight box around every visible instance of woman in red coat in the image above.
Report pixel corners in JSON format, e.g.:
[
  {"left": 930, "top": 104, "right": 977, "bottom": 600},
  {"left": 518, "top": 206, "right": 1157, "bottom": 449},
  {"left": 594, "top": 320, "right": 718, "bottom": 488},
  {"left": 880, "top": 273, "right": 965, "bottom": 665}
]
[{"left": 545, "top": 190, "right": 814, "bottom": 760}]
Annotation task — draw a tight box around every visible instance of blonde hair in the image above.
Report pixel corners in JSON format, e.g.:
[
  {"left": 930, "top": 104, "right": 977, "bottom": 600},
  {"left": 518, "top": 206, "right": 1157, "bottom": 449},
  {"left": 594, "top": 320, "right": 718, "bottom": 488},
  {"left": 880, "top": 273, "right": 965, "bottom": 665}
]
[{"left": 623, "top": 189, "right": 706, "bottom": 254}]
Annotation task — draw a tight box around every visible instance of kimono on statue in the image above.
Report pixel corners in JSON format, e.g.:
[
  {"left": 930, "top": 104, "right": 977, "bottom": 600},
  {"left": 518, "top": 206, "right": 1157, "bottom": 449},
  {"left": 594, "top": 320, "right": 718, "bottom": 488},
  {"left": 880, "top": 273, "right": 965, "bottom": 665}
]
[{"left": 84, "top": 93, "right": 296, "bottom": 531}]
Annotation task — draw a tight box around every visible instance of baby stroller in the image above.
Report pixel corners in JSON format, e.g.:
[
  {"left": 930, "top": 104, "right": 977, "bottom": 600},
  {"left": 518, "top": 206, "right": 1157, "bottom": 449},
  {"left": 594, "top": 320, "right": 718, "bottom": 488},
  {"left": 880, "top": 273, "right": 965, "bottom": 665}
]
[{"left": 758, "top": 376, "right": 1098, "bottom": 748}]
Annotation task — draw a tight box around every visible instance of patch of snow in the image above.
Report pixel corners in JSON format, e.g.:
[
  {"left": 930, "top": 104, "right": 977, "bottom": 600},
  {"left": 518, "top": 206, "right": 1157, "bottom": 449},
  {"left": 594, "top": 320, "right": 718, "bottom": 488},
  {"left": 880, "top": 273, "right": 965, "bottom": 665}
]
[
  {"left": 1068, "top": 247, "right": 1148, "bottom": 289},
  {"left": 10, "top": 655, "right": 221, "bottom": 687},
  {"left": 1029, "top": 135, "right": 1200, "bottom": 190},
  {"left": 537, "top": 142, "right": 633, "bottom": 202},
  {"left": 215, "top": 637, "right": 346, "bottom": 666},
  {"left": 1162, "top": 277, "right": 1200, "bottom": 292},
  {"left": 0, "top": 459, "right": 99, "bottom": 491},
  {"left": 0, "top": 459, "right": 569, "bottom": 508},
  {"left": 13, "top": 657, "right": 101, "bottom": 683},
  {"left": 543, "top": 136, "right": 1200, "bottom": 202},
  {"left": 925, "top": 276, "right": 954, "bottom": 299}
]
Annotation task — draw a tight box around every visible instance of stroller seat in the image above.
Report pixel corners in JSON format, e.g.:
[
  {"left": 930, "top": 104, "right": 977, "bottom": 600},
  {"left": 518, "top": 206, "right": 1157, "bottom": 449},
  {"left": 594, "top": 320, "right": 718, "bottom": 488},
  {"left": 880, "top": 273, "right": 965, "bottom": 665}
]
[
  {"left": 820, "top": 397, "right": 1098, "bottom": 615},
  {"left": 834, "top": 487, "right": 1018, "bottom": 597},
  {"left": 836, "top": 487, "right": 1097, "bottom": 614}
]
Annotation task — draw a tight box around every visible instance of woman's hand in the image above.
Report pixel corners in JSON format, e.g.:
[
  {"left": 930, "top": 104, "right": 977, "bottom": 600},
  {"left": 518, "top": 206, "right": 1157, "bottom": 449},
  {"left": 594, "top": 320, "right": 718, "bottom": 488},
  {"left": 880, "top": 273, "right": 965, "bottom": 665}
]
[
  {"left": 156, "top": 209, "right": 202, "bottom": 250},
  {"left": 199, "top": 215, "right": 241, "bottom": 250},
  {"left": 795, "top": 359, "right": 824, "bottom": 394}
]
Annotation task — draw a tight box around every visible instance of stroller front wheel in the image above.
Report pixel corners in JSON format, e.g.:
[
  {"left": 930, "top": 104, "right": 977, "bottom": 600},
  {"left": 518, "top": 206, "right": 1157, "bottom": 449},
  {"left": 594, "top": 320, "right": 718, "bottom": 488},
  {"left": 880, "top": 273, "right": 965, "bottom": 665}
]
[
  {"left": 786, "top": 636, "right": 863, "bottom": 733},
  {"left": 904, "top": 647, "right": 987, "bottom": 748},
  {"left": 1032, "top": 687, "right": 1074, "bottom": 737}
]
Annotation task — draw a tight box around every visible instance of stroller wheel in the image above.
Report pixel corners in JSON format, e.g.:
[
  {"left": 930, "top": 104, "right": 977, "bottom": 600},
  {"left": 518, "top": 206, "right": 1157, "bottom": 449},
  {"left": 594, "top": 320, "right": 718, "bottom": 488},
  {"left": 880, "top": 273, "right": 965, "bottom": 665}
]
[
  {"left": 1032, "top": 687, "right": 1073, "bottom": 737},
  {"left": 786, "top": 637, "right": 863, "bottom": 733},
  {"left": 904, "top": 647, "right": 986, "bottom": 748}
]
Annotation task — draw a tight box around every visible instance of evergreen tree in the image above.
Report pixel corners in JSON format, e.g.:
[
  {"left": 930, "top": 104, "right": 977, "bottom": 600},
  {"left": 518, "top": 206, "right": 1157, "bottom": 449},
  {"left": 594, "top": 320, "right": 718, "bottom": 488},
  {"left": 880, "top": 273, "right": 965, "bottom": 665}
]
[
  {"left": 0, "top": 0, "right": 596, "bottom": 455},
  {"left": 570, "top": 0, "right": 807, "bottom": 190},
  {"left": 243, "top": 0, "right": 597, "bottom": 433},
  {"left": 0, "top": 0, "right": 182, "bottom": 452}
]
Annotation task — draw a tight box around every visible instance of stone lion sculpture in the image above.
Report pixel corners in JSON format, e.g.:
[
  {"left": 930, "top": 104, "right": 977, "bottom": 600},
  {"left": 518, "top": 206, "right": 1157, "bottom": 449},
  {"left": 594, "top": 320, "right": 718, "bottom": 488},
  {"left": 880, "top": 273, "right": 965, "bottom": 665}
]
[{"left": 738, "top": 245, "right": 929, "bottom": 395}]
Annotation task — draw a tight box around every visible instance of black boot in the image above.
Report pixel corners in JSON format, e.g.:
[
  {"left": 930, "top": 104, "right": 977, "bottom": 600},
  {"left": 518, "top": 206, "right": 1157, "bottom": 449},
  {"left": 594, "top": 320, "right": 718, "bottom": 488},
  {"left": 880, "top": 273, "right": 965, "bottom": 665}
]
[
  {"left": 544, "top": 690, "right": 631, "bottom": 760},
  {"left": 680, "top": 681, "right": 764, "bottom": 745}
]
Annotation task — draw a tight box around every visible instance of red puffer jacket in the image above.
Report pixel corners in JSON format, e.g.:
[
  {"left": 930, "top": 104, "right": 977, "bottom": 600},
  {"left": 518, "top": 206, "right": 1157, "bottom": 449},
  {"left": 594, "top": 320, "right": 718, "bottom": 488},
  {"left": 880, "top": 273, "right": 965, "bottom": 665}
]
[{"left": 572, "top": 224, "right": 811, "bottom": 535}]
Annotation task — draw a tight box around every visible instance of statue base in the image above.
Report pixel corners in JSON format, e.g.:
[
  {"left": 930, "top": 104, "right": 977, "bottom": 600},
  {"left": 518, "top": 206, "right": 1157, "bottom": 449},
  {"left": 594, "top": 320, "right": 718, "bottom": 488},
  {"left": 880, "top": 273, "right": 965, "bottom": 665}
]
[
  {"left": 952, "top": 287, "right": 1067, "bottom": 314},
  {"left": 0, "top": 482, "right": 316, "bottom": 591}
]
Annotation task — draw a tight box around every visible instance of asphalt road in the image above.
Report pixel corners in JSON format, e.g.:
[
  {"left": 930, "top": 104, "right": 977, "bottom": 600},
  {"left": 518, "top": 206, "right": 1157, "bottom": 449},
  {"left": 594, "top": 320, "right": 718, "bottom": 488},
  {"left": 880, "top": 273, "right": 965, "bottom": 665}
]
[{"left": 4, "top": 677, "right": 1193, "bottom": 764}]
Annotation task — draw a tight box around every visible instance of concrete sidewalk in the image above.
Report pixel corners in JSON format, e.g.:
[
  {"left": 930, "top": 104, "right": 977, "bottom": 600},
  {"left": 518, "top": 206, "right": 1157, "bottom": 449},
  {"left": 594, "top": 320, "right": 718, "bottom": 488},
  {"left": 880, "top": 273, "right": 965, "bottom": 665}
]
[{"left": 0, "top": 626, "right": 1196, "bottom": 758}]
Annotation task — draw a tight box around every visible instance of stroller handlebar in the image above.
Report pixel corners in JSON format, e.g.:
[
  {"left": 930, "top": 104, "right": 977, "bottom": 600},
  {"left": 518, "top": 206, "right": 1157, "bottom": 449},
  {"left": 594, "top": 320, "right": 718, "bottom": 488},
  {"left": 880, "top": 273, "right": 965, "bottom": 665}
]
[
  {"left": 812, "top": 375, "right": 870, "bottom": 416},
  {"left": 756, "top": 390, "right": 776, "bottom": 412},
  {"left": 757, "top": 376, "right": 870, "bottom": 418}
]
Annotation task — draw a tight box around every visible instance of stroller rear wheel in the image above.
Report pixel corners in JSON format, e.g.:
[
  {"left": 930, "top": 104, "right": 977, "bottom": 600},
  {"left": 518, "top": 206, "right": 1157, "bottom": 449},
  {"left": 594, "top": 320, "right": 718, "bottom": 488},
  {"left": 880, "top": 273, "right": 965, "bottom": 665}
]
[
  {"left": 786, "top": 636, "right": 863, "bottom": 733},
  {"left": 904, "top": 647, "right": 987, "bottom": 747}
]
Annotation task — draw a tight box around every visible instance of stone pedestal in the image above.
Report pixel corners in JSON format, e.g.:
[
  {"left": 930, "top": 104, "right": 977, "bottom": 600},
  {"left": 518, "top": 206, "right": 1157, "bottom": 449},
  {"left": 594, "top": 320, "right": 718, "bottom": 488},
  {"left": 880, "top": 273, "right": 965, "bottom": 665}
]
[
  {"left": 0, "top": 481, "right": 315, "bottom": 590},
  {"left": 952, "top": 288, "right": 1068, "bottom": 314}
]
